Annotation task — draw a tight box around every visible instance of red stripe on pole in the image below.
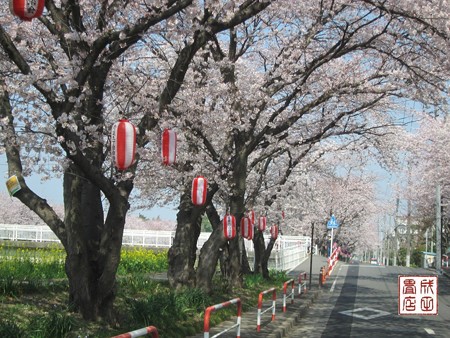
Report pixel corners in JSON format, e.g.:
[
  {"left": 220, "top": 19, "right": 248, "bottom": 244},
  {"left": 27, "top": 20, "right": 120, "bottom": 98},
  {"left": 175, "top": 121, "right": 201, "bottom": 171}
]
[
  {"left": 111, "top": 325, "right": 159, "bottom": 338},
  {"left": 10, "top": 0, "right": 45, "bottom": 21},
  {"left": 282, "top": 279, "right": 295, "bottom": 312},
  {"left": 204, "top": 298, "right": 241, "bottom": 338},
  {"left": 257, "top": 288, "right": 276, "bottom": 331},
  {"left": 298, "top": 272, "right": 307, "bottom": 296}
]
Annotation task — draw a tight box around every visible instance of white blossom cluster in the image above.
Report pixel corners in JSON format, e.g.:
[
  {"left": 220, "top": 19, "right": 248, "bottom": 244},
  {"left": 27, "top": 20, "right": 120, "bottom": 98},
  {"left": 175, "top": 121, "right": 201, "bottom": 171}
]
[{"left": 0, "top": 0, "right": 449, "bottom": 246}]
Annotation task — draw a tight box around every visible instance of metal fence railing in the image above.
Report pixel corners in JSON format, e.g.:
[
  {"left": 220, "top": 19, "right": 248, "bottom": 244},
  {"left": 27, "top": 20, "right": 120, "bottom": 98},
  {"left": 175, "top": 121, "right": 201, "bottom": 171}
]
[
  {"left": 0, "top": 224, "right": 60, "bottom": 243},
  {"left": 0, "top": 223, "right": 310, "bottom": 271}
]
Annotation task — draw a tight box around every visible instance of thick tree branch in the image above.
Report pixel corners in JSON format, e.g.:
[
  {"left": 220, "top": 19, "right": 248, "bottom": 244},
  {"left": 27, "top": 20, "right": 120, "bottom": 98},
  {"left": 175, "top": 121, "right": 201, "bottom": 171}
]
[{"left": 0, "top": 80, "right": 67, "bottom": 245}]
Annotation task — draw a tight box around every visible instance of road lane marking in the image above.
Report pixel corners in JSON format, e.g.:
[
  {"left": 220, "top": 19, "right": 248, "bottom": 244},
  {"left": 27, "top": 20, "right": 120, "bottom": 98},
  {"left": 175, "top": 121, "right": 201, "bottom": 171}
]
[
  {"left": 424, "top": 328, "right": 435, "bottom": 335},
  {"left": 330, "top": 265, "right": 342, "bottom": 292},
  {"left": 339, "top": 307, "right": 390, "bottom": 320},
  {"left": 330, "top": 277, "right": 337, "bottom": 292},
  {"left": 342, "top": 264, "right": 385, "bottom": 268}
]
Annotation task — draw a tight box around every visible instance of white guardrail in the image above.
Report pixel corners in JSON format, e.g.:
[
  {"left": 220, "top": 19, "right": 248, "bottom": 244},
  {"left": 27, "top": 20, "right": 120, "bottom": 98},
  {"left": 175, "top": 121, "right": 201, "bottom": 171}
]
[{"left": 0, "top": 223, "right": 310, "bottom": 271}]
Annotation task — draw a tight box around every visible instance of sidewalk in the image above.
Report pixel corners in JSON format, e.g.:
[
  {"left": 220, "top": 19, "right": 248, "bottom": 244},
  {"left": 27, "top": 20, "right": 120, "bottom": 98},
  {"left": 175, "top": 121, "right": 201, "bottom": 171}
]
[{"left": 187, "top": 255, "right": 329, "bottom": 338}]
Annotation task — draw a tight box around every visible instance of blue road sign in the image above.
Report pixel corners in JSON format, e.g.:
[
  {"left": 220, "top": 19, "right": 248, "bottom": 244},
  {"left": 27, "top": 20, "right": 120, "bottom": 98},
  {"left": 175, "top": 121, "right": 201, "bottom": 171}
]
[{"left": 327, "top": 214, "right": 339, "bottom": 229}]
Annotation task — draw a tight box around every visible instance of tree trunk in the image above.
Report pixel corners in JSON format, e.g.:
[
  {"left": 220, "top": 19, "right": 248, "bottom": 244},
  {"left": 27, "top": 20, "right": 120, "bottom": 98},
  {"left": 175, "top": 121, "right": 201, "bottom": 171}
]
[
  {"left": 240, "top": 237, "right": 252, "bottom": 274},
  {"left": 228, "top": 228, "right": 243, "bottom": 288},
  {"left": 227, "top": 143, "right": 248, "bottom": 289},
  {"left": 196, "top": 201, "right": 228, "bottom": 292},
  {"left": 196, "top": 228, "right": 227, "bottom": 293},
  {"left": 218, "top": 245, "right": 231, "bottom": 278},
  {"left": 262, "top": 237, "right": 276, "bottom": 279},
  {"left": 63, "top": 163, "right": 127, "bottom": 321},
  {"left": 253, "top": 230, "right": 265, "bottom": 274},
  {"left": 168, "top": 189, "right": 203, "bottom": 290}
]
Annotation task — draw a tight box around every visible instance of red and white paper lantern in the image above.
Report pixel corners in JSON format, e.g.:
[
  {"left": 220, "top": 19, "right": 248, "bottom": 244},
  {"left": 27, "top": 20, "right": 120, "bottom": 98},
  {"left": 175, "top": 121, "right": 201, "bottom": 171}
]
[
  {"left": 223, "top": 214, "right": 236, "bottom": 240},
  {"left": 161, "top": 128, "right": 176, "bottom": 165},
  {"left": 270, "top": 224, "right": 278, "bottom": 240},
  {"left": 10, "top": 0, "right": 45, "bottom": 21},
  {"left": 111, "top": 119, "right": 136, "bottom": 170},
  {"left": 258, "top": 216, "right": 267, "bottom": 232},
  {"left": 240, "top": 216, "right": 253, "bottom": 240},
  {"left": 191, "top": 176, "right": 207, "bottom": 206}
]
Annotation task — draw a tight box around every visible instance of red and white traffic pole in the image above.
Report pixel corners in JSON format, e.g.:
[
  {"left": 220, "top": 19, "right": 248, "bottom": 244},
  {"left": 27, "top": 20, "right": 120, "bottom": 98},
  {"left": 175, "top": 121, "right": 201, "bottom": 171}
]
[
  {"left": 298, "top": 272, "right": 307, "bottom": 296},
  {"left": 282, "top": 279, "right": 295, "bottom": 312},
  {"left": 203, "top": 298, "right": 242, "bottom": 338},
  {"left": 256, "top": 287, "right": 277, "bottom": 332},
  {"left": 111, "top": 326, "right": 159, "bottom": 338}
]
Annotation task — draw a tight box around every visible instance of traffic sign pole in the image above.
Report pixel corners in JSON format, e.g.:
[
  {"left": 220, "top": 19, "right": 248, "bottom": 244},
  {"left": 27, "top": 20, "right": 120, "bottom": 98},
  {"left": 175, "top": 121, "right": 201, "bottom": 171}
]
[
  {"left": 330, "top": 228, "right": 334, "bottom": 258},
  {"left": 309, "top": 222, "right": 314, "bottom": 289},
  {"left": 327, "top": 215, "right": 338, "bottom": 257}
]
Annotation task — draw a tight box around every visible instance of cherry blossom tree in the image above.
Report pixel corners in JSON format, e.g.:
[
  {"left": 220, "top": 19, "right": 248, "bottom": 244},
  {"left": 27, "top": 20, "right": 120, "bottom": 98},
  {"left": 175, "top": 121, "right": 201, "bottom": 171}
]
[
  {"left": 0, "top": 0, "right": 270, "bottom": 321},
  {"left": 1, "top": 0, "right": 450, "bottom": 319},
  {"left": 408, "top": 115, "right": 450, "bottom": 209},
  {"left": 403, "top": 113, "right": 450, "bottom": 253},
  {"left": 0, "top": 191, "right": 64, "bottom": 224},
  {"left": 140, "top": 0, "right": 450, "bottom": 291},
  {"left": 282, "top": 162, "right": 380, "bottom": 240}
]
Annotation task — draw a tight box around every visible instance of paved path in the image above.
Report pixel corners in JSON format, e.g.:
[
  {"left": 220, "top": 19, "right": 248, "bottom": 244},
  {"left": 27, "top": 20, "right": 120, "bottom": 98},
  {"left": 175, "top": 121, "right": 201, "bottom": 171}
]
[
  {"left": 179, "top": 259, "right": 450, "bottom": 338},
  {"left": 187, "top": 255, "right": 329, "bottom": 338}
]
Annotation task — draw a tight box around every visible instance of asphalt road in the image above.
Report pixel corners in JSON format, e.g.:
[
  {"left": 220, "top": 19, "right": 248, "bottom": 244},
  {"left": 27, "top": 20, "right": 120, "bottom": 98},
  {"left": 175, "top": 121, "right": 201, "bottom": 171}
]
[{"left": 288, "top": 262, "right": 450, "bottom": 337}]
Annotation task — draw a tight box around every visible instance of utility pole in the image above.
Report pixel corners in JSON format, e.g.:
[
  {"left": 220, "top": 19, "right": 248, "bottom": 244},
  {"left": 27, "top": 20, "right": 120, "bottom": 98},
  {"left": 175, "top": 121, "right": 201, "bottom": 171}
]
[
  {"left": 384, "top": 216, "right": 389, "bottom": 266},
  {"left": 436, "top": 185, "right": 442, "bottom": 274},
  {"left": 405, "top": 163, "right": 413, "bottom": 267},
  {"left": 309, "top": 222, "right": 314, "bottom": 290},
  {"left": 386, "top": 232, "right": 390, "bottom": 266},
  {"left": 406, "top": 197, "right": 412, "bottom": 267},
  {"left": 393, "top": 198, "right": 400, "bottom": 266}
]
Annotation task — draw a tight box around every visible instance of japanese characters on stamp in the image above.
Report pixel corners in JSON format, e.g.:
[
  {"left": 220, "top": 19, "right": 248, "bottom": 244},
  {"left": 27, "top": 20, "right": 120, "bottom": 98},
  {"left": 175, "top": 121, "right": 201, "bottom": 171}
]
[{"left": 398, "top": 275, "right": 438, "bottom": 315}]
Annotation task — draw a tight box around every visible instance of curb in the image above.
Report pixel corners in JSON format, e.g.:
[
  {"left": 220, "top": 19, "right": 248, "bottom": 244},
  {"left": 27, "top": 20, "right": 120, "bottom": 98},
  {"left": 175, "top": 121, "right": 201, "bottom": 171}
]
[{"left": 266, "top": 288, "right": 322, "bottom": 338}]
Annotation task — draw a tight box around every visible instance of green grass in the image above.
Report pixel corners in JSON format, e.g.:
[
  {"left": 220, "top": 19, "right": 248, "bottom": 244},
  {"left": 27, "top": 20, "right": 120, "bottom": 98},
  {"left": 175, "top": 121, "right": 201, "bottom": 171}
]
[{"left": 0, "top": 242, "right": 289, "bottom": 337}]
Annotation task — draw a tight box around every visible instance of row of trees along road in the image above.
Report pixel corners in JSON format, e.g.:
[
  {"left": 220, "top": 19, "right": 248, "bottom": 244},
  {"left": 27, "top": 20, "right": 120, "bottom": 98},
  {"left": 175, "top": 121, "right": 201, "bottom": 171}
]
[{"left": 1, "top": 0, "right": 449, "bottom": 323}]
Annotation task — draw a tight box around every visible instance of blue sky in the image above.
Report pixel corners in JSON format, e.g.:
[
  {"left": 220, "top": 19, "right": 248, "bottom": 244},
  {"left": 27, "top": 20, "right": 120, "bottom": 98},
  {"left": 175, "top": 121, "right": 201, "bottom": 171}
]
[
  {"left": 0, "top": 154, "right": 177, "bottom": 220},
  {"left": 1, "top": 150, "right": 401, "bottom": 225}
]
